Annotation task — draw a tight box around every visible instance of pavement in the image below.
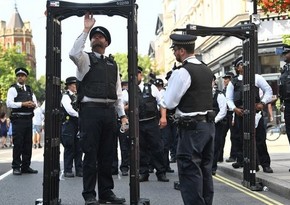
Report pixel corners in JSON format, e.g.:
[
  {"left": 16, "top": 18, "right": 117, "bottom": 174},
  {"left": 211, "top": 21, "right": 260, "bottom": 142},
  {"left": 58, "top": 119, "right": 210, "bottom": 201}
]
[{"left": 0, "top": 132, "right": 290, "bottom": 204}]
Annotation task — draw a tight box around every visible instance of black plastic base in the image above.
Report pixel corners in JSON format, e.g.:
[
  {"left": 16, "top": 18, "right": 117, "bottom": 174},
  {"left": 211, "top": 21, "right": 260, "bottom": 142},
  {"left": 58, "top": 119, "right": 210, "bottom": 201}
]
[
  {"left": 35, "top": 198, "right": 61, "bottom": 205},
  {"left": 138, "top": 198, "right": 150, "bottom": 205}
]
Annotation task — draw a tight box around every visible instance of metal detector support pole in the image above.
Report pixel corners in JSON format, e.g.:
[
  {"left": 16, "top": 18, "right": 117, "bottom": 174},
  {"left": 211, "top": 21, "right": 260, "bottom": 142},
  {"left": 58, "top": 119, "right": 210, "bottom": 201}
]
[
  {"left": 173, "top": 23, "right": 261, "bottom": 190},
  {"left": 43, "top": 1, "right": 146, "bottom": 204}
]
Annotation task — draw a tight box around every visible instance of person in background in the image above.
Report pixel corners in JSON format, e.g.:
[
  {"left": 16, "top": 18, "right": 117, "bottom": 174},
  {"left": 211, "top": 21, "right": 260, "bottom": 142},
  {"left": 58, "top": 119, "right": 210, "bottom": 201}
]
[
  {"left": 0, "top": 112, "right": 8, "bottom": 148},
  {"left": 226, "top": 56, "right": 274, "bottom": 173},
  {"left": 6, "top": 67, "right": 38, "bottom": 175},
  {"left": 6, "top": 118, "right": 13, "bottom": 147},
  {"left": 33, "top": 102, "right": 45, "bottom": 149},
  {"left": 161, "top": 33, "right": 215, "bottom": 205},
  {"left": 69, "top": 12, "right": 127, "bottom": 205}
]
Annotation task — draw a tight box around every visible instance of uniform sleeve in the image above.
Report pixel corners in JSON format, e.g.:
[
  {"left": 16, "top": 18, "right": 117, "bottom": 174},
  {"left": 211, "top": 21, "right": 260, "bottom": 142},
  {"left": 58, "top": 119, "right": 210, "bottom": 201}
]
[
  {"left": 6, "top": 87, "right": 22, "bottom": 108},
  {"left": 255, "top": 74, "right": 273, "bottom": 104},
  {"left": 226, "top": 81, "right": 236, "bottom": 111},
  {"left": 61, "top": 95, "right": 79, "bottom": 118},
  {"left": 115, "top": 71, "right": 126, "bottom": 117},
  {"left": 215, "top": 93, "right": 227, "bottom": 123}
]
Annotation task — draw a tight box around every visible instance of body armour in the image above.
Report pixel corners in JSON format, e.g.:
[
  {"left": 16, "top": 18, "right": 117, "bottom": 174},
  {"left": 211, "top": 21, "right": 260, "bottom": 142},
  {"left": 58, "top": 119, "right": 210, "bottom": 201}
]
[
  {"left": 139, "top": 83, "right": 158, "bottom": 120},
  {"left": 178, "top": 62, "right": 213, "bottom": 113},
  {"left": 11, "top": 84, "right": 34, "bottom": 114},
  {"left": 213, "top": 90, "right": 223, "bottom": 114},
  {"left": 61, "top": 91, "right": 78, "bottom": 122},
  {"left": 231, "top": 76, "right": 260, "bottom": 108},
  {"left": 77, "top": 52, "right": 118, "bottom": 102}
]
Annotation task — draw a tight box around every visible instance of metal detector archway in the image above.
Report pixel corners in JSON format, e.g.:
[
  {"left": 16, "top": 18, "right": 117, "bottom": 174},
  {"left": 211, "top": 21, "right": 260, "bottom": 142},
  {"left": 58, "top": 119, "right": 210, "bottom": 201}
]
[
  {"left": 173, "top": 23, "right": 263, "bottom": 191},
  {"left": 44, "top": 1, "right": 145, "bottom": 204}
]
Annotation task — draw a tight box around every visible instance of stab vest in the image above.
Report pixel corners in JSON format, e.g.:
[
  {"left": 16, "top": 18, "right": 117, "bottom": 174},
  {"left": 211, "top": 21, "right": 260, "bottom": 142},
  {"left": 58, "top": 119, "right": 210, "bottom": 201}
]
[
  {"left": 61, "top": 91, "right": 78, "bottom": 122},
  {"left": 231, "top": 75, "right": 260, "bottom": 108},
  {"left": 11, "top": 84, "right": 34, "bottom": 114},
  {"left": 138, "top": 83, "right": 158, "bottom": 120},
  {"left": 178, "top": 62, "right": 213, "bottom": 113},
  {"left": 213, "top": 90, "right": 223, "bottom": 114},
  {"left": 77, "top": 52, "right": 118, "bottom": 102}
]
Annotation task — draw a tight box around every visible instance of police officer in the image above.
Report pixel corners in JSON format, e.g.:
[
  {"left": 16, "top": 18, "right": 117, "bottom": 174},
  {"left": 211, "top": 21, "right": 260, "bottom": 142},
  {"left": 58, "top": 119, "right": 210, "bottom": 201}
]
[
  {"left": 211, "top": 75, "right": 227, "bottom": 175},
  {"left": 69, "top": 12, "right": 127, "bottom": 205},
  {"left": 61, "top": 76, "right": 83, "bottom": 178},
  {"left": 226, "top": 56, "right": 274, "bottom": 173},
  {"left": 279, "top": 44, "right": 290, "bottom": 172},
  {"left": 137, "top": 67, "right": 169, "bottom": 182},
  {"left": 161, "top": 33, "right": 215, "bottom": 205},
  {"left": 6, "top": 67, "right": 38, "bottom": 175}
]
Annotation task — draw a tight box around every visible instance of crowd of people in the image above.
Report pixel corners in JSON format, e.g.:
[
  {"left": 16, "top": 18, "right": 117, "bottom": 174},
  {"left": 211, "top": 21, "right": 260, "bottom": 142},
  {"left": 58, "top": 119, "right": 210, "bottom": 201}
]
[{"left": 2, "top": 11, "right": 290, "bottom": 205}]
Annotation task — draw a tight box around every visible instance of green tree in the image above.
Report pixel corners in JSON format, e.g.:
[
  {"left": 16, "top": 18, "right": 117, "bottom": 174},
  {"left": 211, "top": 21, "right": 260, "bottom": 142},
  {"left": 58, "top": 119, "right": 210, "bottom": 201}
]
[
  {"left": 113, "top": 53, "right": 159, "bottom": 83},
  {"left": 282, "top": 34, "right": 290, "bottom": 45}
]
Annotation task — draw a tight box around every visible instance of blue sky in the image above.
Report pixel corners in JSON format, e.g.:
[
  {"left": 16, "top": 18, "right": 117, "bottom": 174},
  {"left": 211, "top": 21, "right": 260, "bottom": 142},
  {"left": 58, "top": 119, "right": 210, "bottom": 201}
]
[{"left": 0, "top": 0, "right": 162, "bottom": 79}]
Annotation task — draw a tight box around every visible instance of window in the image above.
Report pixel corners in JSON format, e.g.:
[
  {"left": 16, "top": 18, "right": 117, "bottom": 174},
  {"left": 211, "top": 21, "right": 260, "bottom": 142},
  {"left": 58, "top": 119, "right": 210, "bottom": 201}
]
[
  {"left": 26, "top": 42, "right": 30, "bottom": 54},
  {"left": 260, "top": 55, "right": 280, "bottom": 74},
  {"left": 16, "top": 41, "right": 22, "bottom": 53}
]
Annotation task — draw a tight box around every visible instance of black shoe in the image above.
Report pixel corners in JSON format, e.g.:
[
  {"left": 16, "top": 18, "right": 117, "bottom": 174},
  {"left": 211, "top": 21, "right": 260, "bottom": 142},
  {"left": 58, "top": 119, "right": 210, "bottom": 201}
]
[
  {"left": 166, "top": 168, "right": 174, "bottom": 173},
  {"left": 112, "top": 170, "right": 118, "bottom": 175},
  {"left": 157, "top": 174, "right": 169, "bottom": 182},
  {"left": 263, "top": 166, "right": 273, "bottom": 173},
  {"left": 226, "top": 157, "right": 236, "bottom": 163},
  {"left": 76, "top": 172, "right": 83, "bottom": 177},
  {"left": 256, "top": 165, "right": 260, "bottom": 172},
  {"left": 38, "top": 144, "right": 42, "bottom": 148},
  {"left": 139, "top": 174, "right": 149, "bottom": 182},
  {"left": 85, "top": 198, "right": 99, "bottom": 205},
  {"left": 149, "top": 167, "right": 154, "bottom": 173},
  {"left": 22, "top": 167, "right": 38, "bottom": 174},
  {"left": 64, "top": 172, "right": 74, "bottom": 177},
  {"left": 232, "top": 162, "right": 243, "bottom": 169},
  {"left": 121, "top": 170, "right": 128, "bottom": 176},
  {"left": 13, "top": 168, "right": 22, "bottom": 175},
  {"left": 99, "top": 194, "right": 126, "bottom": 204},
  {"left": 34, "top": 144, "right": 37, "bottom": 149},
  {"left": 212, "top": 170, "right": 216, "bottom": 176},
  {"left": 174, "top": 181, "right": 180, "bottom": 190}
]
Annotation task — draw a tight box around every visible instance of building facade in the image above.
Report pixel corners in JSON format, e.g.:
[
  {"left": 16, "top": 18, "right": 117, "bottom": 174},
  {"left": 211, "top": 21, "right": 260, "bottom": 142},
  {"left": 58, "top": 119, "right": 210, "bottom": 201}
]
[
  {"left": 150, "top": 0, "right": 289, "bottom": 95},
  {"left": 0, "top": 6, "right": 36, "bottom": 70}
]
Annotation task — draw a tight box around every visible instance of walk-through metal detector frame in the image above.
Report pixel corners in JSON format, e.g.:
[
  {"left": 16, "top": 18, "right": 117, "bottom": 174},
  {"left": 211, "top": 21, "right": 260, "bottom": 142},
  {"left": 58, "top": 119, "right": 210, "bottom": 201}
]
[
  {"left": 173, "top": 23, "right": 263, "bottom": 191},
  {"left": 44, "top": 1, "right": 147, "bottom": 204}
]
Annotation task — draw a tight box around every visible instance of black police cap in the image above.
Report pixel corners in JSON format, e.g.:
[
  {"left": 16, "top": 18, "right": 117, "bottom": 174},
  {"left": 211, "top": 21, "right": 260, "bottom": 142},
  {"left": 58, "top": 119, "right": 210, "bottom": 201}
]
[
  {"left": 282, "top": 44, "right": 290, "bottom": 54},
  {"left": 169, "top": 33, "right": 197, "bottom": 48},
  {"left": 15, "top": 67, "right": 29, "bottom": 76},
  {"left": 232, "top": 56, "right": 243, "bottom": 67},
  {"left": 65, "top": 76, "right": 77, "bottom": 85},
  {"left": 154, "top": 78, "right": 164, "bottom": 86},
  {"left": 138, "top": 66, "right": 143, "bottom": 73},
  {"left": 89, "top": 26, "right": 111, "bottom": 45},
  {"left": 222, "top": 72, "right": 234, "bottom": 79}
]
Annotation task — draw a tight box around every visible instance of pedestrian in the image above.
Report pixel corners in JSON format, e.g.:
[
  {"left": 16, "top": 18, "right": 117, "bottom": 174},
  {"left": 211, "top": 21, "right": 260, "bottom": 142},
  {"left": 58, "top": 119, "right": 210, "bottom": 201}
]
[
  {"left": 226, "top": 56, "right": 274, "bottom": 173},
  {"left": 137, "top": 67, "right": 169, "bottom": 183},
  {"left": 6, "top": 67, "right": 38, "bottom": 175},
  {"left": 60, "top": 76, "right": 83, "bottom": 178},
  {"left": 211, "top": 75, "right": 227, "bottom": 175},
  {"left": 0, "top": 112, "right": 9, "bottom": 148},
  {"left": 6, "top": 118, "right": 13, "bottom": 147},
  {"left": 278, "top": 44, "right": 290, "bottom": 172},
  {"left": 69, "top": 12, "right": 128, "bottom": 205},
  {"left": 161, "top": 33, "right": 215, "bottom": 205},
  {"left": 33, "top": 102, "right": 44, "bottom": 149}
]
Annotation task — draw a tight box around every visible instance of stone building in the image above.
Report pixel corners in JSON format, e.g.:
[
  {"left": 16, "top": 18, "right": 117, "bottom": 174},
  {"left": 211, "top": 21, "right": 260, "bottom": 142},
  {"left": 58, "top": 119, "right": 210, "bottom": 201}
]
[{"left": 150, "top": 0, "right": 289, "bottom": 95}]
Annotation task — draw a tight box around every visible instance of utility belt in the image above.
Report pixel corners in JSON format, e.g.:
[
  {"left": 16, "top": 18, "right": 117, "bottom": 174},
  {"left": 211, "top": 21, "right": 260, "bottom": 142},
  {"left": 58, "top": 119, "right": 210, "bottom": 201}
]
[
  {"left": 80, "top": 101, "right": 115, "bottom": 109},
  {"left": 10, "top": 112, "right": 34, "bottom": 121},
  {"left": 177, "top": 112, "right": 215, "bottom": 130}
]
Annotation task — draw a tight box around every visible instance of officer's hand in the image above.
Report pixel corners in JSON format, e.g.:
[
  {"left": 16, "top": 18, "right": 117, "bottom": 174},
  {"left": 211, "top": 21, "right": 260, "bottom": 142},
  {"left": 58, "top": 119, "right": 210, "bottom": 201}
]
[
  {"left": 233, "top": 108, "right": 243, "bottom": 117},
  {"left": 159, "top": 117, "right": 167, "bottom": 129},
  {"left": 255, "top": 102, "right": 264, "bottom": 111},
  {"left": 22, "top": 101, "right": 36, "bottom": 108},
  {"left": 120, "top": 116, "right": 129, "bottom": 125},
  {"left": 280, "top": 105, "right": 285, "bottom": 112},
  {"left": 84, "top": 12, "right": 95, "bottom": 32}
]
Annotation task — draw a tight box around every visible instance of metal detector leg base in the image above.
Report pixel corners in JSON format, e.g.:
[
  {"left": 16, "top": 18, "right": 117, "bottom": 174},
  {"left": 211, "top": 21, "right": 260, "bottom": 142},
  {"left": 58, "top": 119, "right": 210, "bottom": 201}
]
[
  {"left": 242, "top": 181, "right": 263, "bottom": 191},
  {"left": 35, "top": 198, "right": 61, "bottom": 205},
  {"left": 138, "top": 198, "right": 150, "bottom": 205}
]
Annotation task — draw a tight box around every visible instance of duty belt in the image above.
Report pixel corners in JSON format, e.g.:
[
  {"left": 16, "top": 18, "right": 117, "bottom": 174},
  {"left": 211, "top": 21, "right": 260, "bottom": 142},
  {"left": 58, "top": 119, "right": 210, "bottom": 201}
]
[{"left": 80, "top": 101, "right": 115, "bottom": 108}]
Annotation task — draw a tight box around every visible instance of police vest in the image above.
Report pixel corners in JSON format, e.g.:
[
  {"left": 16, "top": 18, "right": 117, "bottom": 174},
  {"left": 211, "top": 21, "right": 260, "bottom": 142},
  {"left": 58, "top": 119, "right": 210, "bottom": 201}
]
[
  {"left": 11, "top": 84, "right": 34, "bottom": 114},
  {"left": 138, "top": 83, "right": 158, "bottom": 120},
  {"left": 213, "top": 90, "right": 223, "bottom": 114},
  {"left": 177, "top": 62, "right": 213, "bottom": 113},
  {"left": 279, "top": 63, "right": 290, "bottom": 101},
  {"left": 77, "top": 52, "right": 118, "bottom": 102},
  {"left": 60, "top": 91, "right": 78, "bottom": 122},
  {"left": 231, "top": 76, "right": 260, "bottom": 108}
]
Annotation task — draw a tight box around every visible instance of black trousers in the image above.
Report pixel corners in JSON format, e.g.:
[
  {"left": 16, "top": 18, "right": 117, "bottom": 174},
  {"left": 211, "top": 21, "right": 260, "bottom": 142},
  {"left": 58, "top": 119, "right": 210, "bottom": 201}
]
[
  {"left": 61, "top": 119, "right": 82, "bottom": 173},
  {"left": 212, "top": 120, "right": 227, "bottom": 171},
  {"left": 79, "top": 106, "right": 117, "bottom": 200},
  {"left": 177, "top": 121, "right": 215, "bottom": 205},
  {"left": 234, "top": 115, "right": 271, "bottom": 167},
  {"left": 139, "top": 118, "right": 166, "bottom": 177},
  {"left": 11, "top": 117, "right": 33, "bottom": 169},
  {"left": 284, "top": 101, "right": 290, "bottom": 144}
]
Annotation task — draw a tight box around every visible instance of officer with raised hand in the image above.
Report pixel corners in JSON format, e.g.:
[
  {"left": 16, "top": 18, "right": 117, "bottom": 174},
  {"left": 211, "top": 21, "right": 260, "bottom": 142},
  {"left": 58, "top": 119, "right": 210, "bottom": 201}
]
[
  {"left": 7, "top": 67, "right": 38, "bottom": 175},
  {"left": 69, "top": 12, "right": 127, "bottom": 205},
  {"left": 61, "top": 76, "right": 83, "bottom": 178},
  {"left": 161, "top": 33, "right": 215, "bottom": 205},
  {"left": 226, "top": 56, "right": 273, "bottom": 173}
]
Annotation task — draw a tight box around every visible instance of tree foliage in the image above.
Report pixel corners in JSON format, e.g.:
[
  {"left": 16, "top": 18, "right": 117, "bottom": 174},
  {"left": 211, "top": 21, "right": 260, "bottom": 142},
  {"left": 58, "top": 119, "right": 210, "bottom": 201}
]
[
  {"left": 113, "top": 53, "right": 160, "bottom": 83},
  {"left": 258, "top": 0, "right": 290, "bottom": 14},
  {"left": 282, "top": 34, "right": 290, "bottom": 45}
]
